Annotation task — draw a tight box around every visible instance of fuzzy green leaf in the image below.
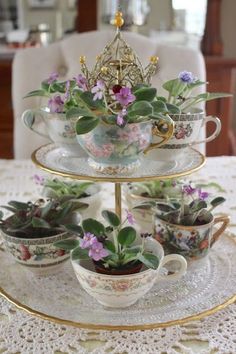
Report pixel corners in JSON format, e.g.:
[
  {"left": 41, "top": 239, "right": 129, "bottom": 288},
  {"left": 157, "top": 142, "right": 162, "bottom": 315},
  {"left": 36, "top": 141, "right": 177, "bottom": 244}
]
[
  {"left": 64, "top": 224, "right": 84, "bottom": 236},
  {"left": 134, "top": 87, "right": 157, "bottom": 102},
  {"left": 102, "top": 210, "right": 120, "bottom": 227},
  {"left": 117, "top": 227, "right": 136, "bottom": 246},
  {"left": 66, "top": 107, "right": 91, "bottom": 119},
  {"left": 166, "top": 103, "right": 181, "bottom": 114},
  {"left": 138, "top": 252, "right": 159, "bottom": 269},
  {"left": 24, "top": 89, "right": 49, "bottom": 98},
  {"left": 76, "top": 116, "right": 99, "bottom": 135},
  {"left": 128, "top": 101, "right": 153, "bottom": 117},
  {"left": 8, "top": 201, "right": 29, "bottom": 210},
  {"left": 54, "top": 239, "right": 80, "bottom": 250},
  {"left": 82, "top": 218, "right": 105, "bottom": 236},
  {"left": 104, "top": 240, "right": 116, "bottom": 253},
  {"left": 71, "top": 246, "right": 89, "bottom": 261},
  {"left": 151, "top": 100, "right": 167, "bottom": 113},
  {"left": 210, "top": 196, "right": 226, "bottom": 208},
  {"left": 31, "top": 217, "right": 51, "bottom": 228},
  {"left": 163, "top": 78, "right": 186, "bottom": 96}
]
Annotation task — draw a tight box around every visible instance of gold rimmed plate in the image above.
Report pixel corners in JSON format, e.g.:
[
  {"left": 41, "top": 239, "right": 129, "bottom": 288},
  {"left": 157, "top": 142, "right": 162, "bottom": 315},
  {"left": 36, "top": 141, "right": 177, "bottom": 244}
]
[
  {"left": 0, "top": 234, "right": 235, "bottom": 331},
  {"left": 31, "top": 144, "right": 205, "bottom": 182}
]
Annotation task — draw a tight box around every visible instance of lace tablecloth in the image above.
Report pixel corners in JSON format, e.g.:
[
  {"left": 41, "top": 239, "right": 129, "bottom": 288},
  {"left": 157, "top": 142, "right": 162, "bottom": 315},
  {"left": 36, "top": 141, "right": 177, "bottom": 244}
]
[{"left": 0, "top": 157, "right": 235, "bottom": 354}]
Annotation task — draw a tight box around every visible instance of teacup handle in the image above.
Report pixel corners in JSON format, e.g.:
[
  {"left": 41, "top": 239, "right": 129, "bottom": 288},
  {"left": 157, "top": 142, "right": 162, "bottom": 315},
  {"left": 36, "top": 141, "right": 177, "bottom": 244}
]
[
  {"left": 210, "top": 215, "right": 230, "bottom": 246},
  {"left": 191, "top": 116, "right": 221, "bottom": 145},
  {"left": 22, "top": 109, "right": 49, "bottom": 139},
  {"left": 144, "top": 116, "right": 174, "bottom": 154},
  {"left": 157, "top": 254, "right": 187, "bottom": 281}
]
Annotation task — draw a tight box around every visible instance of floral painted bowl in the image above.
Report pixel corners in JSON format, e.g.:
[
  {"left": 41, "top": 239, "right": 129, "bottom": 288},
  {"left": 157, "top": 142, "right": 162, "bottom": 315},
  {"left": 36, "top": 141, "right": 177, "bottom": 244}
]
[
  {"left": 71, "top": 237, "right": 187, "bottom": 308},
  {"left": 1, "top": 230, "right": 74, "bottom": 276}
]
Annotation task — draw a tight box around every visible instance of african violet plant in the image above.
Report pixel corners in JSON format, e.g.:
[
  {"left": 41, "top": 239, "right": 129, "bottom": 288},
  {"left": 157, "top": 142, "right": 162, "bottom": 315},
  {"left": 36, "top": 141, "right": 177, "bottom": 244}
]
[
  {"left": 0, "top": 198, "right": 88, "bottom": 238},
  {"left": 33, "top": 174, "right": 94, "bottom": 199},
  {"left": 128, "top": 178, "right": 225, "bottom": 199},
  {"left": 54, "top": 209, "right": 159, "bottom": 272},
  {"left": 135, "top": 183, "right": 226, "bottom": 226},
  {"left": 25, "top": 70, "right": 231, "bottom": 135}
]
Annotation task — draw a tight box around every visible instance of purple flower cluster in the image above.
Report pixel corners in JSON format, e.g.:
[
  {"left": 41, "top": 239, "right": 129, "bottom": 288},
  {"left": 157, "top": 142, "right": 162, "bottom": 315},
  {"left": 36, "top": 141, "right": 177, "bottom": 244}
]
[
  {"left": 125, "top": 209, "right": 135, "bottom": 225},
  {"left": 182, "top": 184, "right": 209, "bottom": 201},
  {"left": 178, "top": 71, "right": 196, "bottom": 84},
  {"left": 47, "top": 72, "right": 59, "bottom": 84},
  {"left": 91, "top": 80, "right": 105, "bottom": 101},
  {"left": 74, "top": 74, "right": 88, "bottom": 91},
  {"left": 115, "top": 87, "right": 136, "bottom": 106},
  {"left": 80, "top": 232, "right": 109, "bottom": 261},
  {"left": 48, "top": 95, "right": 64, "bottom": 113},
  {"left": 33, "top": 174, "right": 45, "bottom": 186}
]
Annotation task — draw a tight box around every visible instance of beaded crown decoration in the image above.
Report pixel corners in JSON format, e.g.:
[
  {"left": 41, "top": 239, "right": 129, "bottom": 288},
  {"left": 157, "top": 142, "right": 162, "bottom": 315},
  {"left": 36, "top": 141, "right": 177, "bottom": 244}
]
[{"left": 79, "top": 12, "right": 158, "bottom": 91}]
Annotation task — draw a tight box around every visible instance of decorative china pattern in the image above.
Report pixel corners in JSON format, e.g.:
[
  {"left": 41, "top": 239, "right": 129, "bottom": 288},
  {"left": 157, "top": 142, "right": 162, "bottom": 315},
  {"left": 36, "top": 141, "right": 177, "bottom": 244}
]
[
  {"left": 174, "top": 122, "right": 193, "bottom": 140},
  {"left": 0, "top": 233, "right": 235, "bottom": 327},
  {"left": 77, "top": 122, "right": 152, "bottom": 175},
  {"left": 154, "top": 215, "right": 230, "bottom": 259},
  {"left": 32, "top": 143, "right": 205, "bottom": 181},
  {"left": 156, "top": 109, "right": 221, "bottom": 159},
  {"left": 1, "top": 231, "right": 71, "bottom": 274},
  {"left": 71, "top": 238, "right": 187, "bottom": 308}
]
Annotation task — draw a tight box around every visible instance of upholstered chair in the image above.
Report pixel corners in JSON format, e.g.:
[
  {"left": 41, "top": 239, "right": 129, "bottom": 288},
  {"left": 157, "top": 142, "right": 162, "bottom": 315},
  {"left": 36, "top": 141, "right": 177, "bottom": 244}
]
[{"left": 12, "top": 30, "right": 206, "bottom": 159}]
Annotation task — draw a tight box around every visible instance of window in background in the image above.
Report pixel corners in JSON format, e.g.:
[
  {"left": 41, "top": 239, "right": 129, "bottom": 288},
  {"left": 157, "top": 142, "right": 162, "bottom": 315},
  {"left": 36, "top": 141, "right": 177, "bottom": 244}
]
[{"left": 172, "top": 0, "right": 207, "bottom": 36}]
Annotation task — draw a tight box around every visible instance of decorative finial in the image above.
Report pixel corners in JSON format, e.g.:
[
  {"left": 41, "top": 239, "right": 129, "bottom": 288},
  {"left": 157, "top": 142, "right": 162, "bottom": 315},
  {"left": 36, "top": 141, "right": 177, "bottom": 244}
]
[
  {"left": 80, "top": 56, "right": 86, "bottom": 64},
  {"left": 150, "top": 56, "right": 159, "bottom": 64},
  {"left": 113, "top": 11, "right": 124, "bottom": 29}
]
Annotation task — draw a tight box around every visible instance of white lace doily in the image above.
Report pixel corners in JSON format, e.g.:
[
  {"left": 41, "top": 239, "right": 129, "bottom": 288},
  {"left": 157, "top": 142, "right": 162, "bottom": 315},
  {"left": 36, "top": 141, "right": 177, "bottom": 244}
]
[{"left": 0, "top": 157, "right": 235, "bottom": 353}]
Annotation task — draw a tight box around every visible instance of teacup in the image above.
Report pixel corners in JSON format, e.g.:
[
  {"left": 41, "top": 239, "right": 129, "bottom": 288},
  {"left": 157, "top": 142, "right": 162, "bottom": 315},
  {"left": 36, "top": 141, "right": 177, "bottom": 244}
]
[
  {"left": 154, "top": 215, "right": 230, "bottom": 260},
  {"left": 22, "top": 107, "right": 84, "bottom": 155},
  {"left": 76, "top": 118, "right": 174, "bottom": 175},
  {"left": 71, "top": 237, "right": 187, "bottom": 308},
  {"left": 155, "top": 108, "right": 221, "bottom": 160},
  {"left": 1, "top": 229, "right": 73, "bottom": 276}
]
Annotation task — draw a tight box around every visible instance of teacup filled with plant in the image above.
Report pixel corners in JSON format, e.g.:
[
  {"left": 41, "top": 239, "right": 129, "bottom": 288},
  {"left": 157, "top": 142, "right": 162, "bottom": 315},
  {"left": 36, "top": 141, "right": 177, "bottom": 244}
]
[
  {"left": 0, "top": 198, "right": 88, "bottom": 275},
  {"left": 54, "top": 209, "right": 187, "bottom": 308},
  {"left": 34, "top": 174, "right": 101, "bottom": 217},
  {"left": 136, "top": 184, "right": 230, "bottom": 259}
]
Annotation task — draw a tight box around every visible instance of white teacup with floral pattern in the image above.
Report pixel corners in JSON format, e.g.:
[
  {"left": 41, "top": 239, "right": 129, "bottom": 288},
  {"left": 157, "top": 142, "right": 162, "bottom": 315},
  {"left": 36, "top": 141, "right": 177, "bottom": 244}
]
[
  {"left": 22, "top": 107, "right": 85, "bottom": 155},
  {"left": 71, "top": 238, "right": 187, "bottom": 308},
  {"left": 1, "top": 229, "right": 73, "bottom": 276},
  {"left": 155, "top": 108, "right": 221, "bottom": 160}
]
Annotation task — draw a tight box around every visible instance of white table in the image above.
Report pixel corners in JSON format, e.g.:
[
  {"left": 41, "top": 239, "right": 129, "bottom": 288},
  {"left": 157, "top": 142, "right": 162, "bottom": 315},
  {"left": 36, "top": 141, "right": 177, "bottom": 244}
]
[{"left": 0, "top": 157, "right": 235, "bottom": 354}]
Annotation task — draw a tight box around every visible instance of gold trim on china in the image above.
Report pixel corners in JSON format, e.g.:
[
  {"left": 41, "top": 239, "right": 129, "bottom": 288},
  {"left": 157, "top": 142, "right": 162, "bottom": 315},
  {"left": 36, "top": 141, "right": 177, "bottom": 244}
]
[
  {"left": 0, "top": 234, "right": 235, "bottom": 331},
  {"left": 31, "top": 144, "right": 206, "bottom": 183}
]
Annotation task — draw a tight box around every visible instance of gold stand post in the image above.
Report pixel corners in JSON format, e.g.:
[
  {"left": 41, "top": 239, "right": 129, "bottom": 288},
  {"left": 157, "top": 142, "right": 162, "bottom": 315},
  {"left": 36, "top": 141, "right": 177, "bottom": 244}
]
[{"left": 115, "top": 183, "right": 122, "bottom": 219}]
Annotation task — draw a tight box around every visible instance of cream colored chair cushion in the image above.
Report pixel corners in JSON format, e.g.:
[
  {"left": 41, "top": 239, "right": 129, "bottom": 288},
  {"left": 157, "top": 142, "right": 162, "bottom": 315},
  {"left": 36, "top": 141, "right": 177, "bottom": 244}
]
[{"left": 13, "top": 30, "right": 206, "bottom": 159}]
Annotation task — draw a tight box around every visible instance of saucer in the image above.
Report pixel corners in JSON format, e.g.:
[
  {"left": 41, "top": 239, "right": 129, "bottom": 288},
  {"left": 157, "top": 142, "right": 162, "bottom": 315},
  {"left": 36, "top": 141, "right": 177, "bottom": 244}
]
[{"left": 32, "top": 144, "right": 205, "bottom": 182}]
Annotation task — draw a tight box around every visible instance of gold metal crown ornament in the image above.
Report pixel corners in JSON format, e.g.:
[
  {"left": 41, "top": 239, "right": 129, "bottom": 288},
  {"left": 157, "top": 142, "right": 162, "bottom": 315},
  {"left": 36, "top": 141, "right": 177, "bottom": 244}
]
[{"left": 79, "top": 12, "right": 158, "bottom": 90}]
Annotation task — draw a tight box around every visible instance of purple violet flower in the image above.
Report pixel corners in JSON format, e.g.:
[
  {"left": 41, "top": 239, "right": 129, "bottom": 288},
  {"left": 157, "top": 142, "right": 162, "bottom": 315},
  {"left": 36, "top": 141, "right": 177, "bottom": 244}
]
[
  {"left": 183, "top": 184, "right": 196, "bottom": 196},
  {"left": 33, "top": 174, "right": 45, "bottom": 186},
  {"left": 88, "top": 240, "right": 109, "bottom": 261},
  {"left": 115, "top": 87, "right": 136, "bottom": 106},
  {"left": 47, "top": 72, "right": 59, "bottom": 84},
  {"left": 198, "top": 189, "right": 209, "bottom": 201},
  {"left": 80, "top": 232, "right": 97, "bottom": 249},
  {"left": 48, "top": 95, "right": 64, "bottom": 113},
  {"left": 116, "top": 107, "right": 127, "bottom": 126},
  {"left": 91, "top": 80, "right": 105, "bottom": 101},
  {"left": 74, "top": 74, "right": 88, "bottom": 91},
  {"left": 64, "top": 80, "right": 71, "bottom": 100},
  {"left": 178, "top": 71, "right": 196, "bottom": 84},
  {"left": 126, "top": 209, "right": 135, "bottom": 225}
]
